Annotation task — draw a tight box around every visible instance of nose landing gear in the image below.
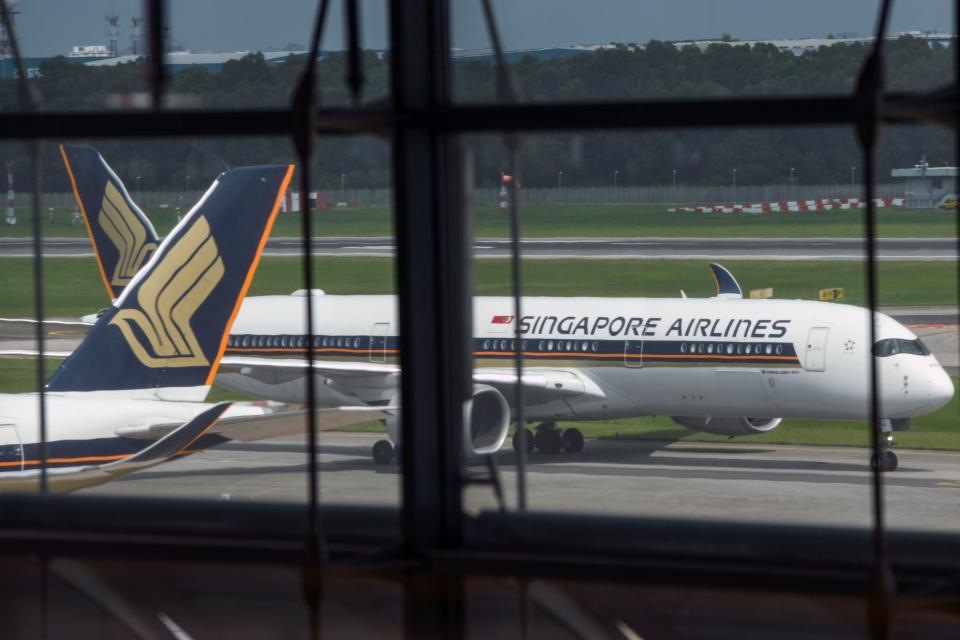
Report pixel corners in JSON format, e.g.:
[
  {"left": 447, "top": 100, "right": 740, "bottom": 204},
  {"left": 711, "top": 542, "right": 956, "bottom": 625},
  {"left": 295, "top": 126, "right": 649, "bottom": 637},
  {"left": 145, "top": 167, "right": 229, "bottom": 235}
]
[
  {"left": 511, "top": 422, "right": 585, "bottom": 455},
  {"left": 870, "top": 419, "right": 899, "bottom": 472}
]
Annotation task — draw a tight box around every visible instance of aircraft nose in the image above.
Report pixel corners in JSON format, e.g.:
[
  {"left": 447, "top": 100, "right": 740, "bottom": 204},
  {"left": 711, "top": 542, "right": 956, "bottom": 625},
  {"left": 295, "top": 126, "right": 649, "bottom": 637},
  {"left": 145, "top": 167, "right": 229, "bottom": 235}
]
[{"left": 928, "top": 364, "right": 955, "bottom": 410}]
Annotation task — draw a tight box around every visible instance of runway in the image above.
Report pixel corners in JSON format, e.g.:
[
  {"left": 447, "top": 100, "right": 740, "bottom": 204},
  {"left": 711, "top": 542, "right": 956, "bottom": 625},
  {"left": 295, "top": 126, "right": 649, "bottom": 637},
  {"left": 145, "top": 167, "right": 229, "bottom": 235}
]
[
  {"left": 82, "top": 432, "right": 960, "bottom": 532},
  {"left": 1, "top": 236, "right": 958, "bottom": 260}
]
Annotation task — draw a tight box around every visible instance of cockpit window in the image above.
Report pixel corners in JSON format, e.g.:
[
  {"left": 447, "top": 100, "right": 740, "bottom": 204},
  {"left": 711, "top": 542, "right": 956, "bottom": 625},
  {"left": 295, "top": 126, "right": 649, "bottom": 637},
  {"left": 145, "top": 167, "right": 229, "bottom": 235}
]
[{"left": 873, "top": 338, "right": 931, "bottom": 357}]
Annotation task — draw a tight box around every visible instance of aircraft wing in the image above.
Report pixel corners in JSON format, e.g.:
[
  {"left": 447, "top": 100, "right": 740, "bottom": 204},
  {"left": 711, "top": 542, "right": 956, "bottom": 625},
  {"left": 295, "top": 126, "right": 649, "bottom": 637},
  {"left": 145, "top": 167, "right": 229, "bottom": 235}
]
[
  {"left": 219, "top": 355, "right": 400, "bottom": 379},
  {"left": 218, "top": 356, "right": 606, "bottom": 406},
  {"left": 0, "top": 402, "right": 232, "bottom": 494},
  {"left": 116, "top": 404, "right": 395, "bottom": 442}
]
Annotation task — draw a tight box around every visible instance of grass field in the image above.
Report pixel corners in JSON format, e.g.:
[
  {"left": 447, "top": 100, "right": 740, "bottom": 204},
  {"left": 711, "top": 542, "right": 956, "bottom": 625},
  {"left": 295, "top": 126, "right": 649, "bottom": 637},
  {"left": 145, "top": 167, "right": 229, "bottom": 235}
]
[
  {"left": 3, "top": 204, "right": 957, "bottom": 238},
  {"left": 1, "top": 256, "right": 955, "bottom": 318},
  {"left": 2, "top": 358, "right": 955, "bottom": 450}
]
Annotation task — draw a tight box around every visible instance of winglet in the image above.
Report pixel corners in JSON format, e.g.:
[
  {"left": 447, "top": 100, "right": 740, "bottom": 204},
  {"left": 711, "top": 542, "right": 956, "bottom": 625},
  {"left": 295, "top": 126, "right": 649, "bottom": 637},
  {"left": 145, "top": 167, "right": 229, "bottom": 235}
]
[{"left": 709, "top": 262, "right": 743, "bottom": 298}]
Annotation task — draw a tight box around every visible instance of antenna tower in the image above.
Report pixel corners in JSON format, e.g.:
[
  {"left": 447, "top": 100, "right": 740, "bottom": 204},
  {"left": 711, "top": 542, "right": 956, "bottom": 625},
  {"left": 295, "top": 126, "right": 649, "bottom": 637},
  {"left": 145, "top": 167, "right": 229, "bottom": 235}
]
[
  {"left": 0, "top": 2, "right": 21, "bottom": 58},
  {"left": 130, "top": 16, "right": 143, "bottom": 55},
  {"left": 105, "top": 14, "right": 120, "bottom": 57}
]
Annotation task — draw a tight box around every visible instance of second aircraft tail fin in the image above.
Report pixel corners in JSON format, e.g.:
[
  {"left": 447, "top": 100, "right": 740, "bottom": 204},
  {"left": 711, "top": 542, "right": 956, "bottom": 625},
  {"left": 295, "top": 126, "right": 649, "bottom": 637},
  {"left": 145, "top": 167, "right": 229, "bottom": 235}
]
[{"left": 60, "top": 144, "right": 161, "bottom": 300}]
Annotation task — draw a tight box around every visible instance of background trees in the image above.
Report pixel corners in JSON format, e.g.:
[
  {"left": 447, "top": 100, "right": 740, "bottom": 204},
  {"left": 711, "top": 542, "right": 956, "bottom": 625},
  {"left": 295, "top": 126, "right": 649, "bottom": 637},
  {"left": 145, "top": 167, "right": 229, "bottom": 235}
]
[{"left": 0, "top": 37, "right": 951, "bottom": 191}]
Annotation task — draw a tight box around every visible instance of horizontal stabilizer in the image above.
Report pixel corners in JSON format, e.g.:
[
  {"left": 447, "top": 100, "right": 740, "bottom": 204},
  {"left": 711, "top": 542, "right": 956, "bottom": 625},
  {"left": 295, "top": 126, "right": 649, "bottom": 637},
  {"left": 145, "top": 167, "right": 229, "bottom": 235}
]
[
  {"left": 115, "top": 403, "right": 393, "bottom": 442},
  {"left": 709, "top": 262, "right": 743, "bottom": 298},
  {"left": 116, "top": 402, "right": 231, "bottom": 465},
  {"left": 0, "top": 402, "right": 232, "bottom": 493}
]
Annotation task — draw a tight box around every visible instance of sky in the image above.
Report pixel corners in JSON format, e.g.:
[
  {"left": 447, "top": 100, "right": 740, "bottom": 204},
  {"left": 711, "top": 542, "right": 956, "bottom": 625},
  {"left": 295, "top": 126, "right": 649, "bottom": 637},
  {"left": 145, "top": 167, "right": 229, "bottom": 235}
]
[{"left": 13, "top": 0, "right": 956, "bottom": 57}]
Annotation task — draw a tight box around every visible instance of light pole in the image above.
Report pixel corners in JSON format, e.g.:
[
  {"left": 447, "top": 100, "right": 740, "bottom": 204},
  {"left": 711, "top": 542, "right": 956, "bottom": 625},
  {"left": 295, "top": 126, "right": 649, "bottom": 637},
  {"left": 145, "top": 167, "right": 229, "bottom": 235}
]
[
  {"left": 672, "top": 169, "right": 677, "bottom": 202},
  {"left": 340, "top": 173, "right": 346, "bottom": 201},
  {"left": 790, "top": 167, "right": 795, "bottom": 201},
  {"left": 185, "top": 175, "right": 191, "bottom": 192},
  {"left": 851, "top": 166, "right": 856, "bottom": 193},
  {"left": 613, "top": 169, "right": 618, "bottom": 189},
  {"left": 732, "top": 168, "right": 737, "bottom": 202},
  {"left": 136, "top": 175, "right": 141, "bottom": 198},
  {"left": 558, "top": 170, "right": 563, "bottom": 204}
]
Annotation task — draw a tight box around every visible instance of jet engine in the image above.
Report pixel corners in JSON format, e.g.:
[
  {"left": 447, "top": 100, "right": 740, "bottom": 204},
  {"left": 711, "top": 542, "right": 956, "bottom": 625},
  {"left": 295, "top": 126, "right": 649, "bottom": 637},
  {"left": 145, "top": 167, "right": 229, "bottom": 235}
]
[
  {"left": 671, "top": 416, "right": 782, "bottom": 436},
  {"left": 464, "top": 384, "right": 510, "bottom": 456},
  {"left": 383, "top": 385, "right": 510, "bottom": 456}
]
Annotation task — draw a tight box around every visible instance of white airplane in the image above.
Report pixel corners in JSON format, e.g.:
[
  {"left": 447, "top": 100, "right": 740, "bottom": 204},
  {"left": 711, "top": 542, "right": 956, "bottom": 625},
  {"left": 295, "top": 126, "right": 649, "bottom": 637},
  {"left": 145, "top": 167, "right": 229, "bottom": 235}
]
[
  {"left": 0, "top": 160, "right": 391, "bottom": 492},
  {"left": 59, "top": 146, "right": 955, "bottom": 472}
]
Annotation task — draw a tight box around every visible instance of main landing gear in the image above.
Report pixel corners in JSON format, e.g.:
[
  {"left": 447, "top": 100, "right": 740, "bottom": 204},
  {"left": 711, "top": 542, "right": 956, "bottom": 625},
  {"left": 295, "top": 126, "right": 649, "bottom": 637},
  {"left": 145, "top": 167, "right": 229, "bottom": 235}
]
[
  {"left": 372, "top": 439, "right": 394, "bottom": 465},
  {"left": 512, "top": 422, "right": 584, "bottom": 455},
  {"left": 870, "top": 419, "right": 899, "bottom": 472}
]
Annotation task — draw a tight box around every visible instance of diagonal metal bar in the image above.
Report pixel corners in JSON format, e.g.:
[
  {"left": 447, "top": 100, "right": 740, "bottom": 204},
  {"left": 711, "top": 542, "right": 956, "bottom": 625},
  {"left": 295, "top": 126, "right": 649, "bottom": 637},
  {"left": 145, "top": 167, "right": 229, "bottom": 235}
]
[
  {"left": 146, "top": 0, "right": 165, "bottom": 108},
  {"left": 293, "top": 1, "right": 334, "bottom": 638},
  {"left": 856, "top": 0, "right": 896, "bottom": 638},
  {"left": 344, "top": 0, "right": 365, "bottom": 104},
  {"left": 478, "top": 0, "right": 529, "bottom": 514},
  {"left": 0, "top": 0, "right": 47, "bottom": 495}
]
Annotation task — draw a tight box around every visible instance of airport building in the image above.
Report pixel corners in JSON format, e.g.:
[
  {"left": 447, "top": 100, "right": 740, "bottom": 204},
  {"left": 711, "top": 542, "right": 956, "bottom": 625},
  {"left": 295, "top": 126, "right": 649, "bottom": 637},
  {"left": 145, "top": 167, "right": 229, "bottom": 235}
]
[{"left": 891, "top": 157, "right": 958, "bottom": 208}]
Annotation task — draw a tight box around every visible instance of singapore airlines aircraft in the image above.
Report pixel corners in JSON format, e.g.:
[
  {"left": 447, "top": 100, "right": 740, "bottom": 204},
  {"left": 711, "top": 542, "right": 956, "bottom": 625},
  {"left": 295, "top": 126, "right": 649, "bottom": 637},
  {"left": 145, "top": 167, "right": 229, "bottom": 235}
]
[
  {"left": 0, "top": 160, "right": 388, "bottom": 492},
  {"left": 60, "top": 146, "right": 955, "bottom": 471}
]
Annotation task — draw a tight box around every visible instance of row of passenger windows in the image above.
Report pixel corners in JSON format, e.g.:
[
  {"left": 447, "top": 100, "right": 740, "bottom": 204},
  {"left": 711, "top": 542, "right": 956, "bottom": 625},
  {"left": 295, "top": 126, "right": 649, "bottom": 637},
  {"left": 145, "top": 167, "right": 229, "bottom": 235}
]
[
  {"left": 480, "top": 339, "right": 601, "bottom": 353},
  {"left": 680, "top": 342, "right": 784, "bottom": 356},
  {"left": 228, "top": 335, "right": 367, "bottom": 349},
  {"left": 229, "top": 335, "right": 786, "bottom": 357}
]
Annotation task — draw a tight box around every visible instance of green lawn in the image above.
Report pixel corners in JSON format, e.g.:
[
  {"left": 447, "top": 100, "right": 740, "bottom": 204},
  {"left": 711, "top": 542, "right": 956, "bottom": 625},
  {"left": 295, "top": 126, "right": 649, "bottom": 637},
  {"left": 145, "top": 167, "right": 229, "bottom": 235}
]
[
  {"left": 3, "top": 358, "right": 955, "bottom": 450},
  {"left": 1, "top": 256, "right": 955, "bottom": 318},
  {"left": 3, "top": 204, "right": 956, "bottom": 238}
]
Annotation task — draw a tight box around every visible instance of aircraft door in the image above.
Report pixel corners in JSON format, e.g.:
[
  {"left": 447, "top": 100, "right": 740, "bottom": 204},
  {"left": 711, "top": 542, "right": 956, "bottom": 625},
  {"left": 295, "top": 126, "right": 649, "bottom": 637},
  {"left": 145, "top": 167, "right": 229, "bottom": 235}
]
[
  {"left": 369, "top": 323, "right": 390, "bottom": 363},
  {"left": 0, "top": 425, "right": 23, "bottom": 472},
  {"left": 804, "top": 327, "right": 829, "bottom": 372},
  {"left": 624, "top": 340, "right": 643, "bottom": 368}
]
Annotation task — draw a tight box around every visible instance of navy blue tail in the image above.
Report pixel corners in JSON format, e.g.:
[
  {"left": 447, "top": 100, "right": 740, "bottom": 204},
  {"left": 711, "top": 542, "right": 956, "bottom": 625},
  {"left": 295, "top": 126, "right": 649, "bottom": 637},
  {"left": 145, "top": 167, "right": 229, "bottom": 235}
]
[
  {"left": 709, "top": 262, "right": 743, "bottom": 297},
  {"left": 47, "top": 164, "right": 294, "bottom": 394},
  {"left": 60, "top": 145, "right": 161, "bottom": 300}
]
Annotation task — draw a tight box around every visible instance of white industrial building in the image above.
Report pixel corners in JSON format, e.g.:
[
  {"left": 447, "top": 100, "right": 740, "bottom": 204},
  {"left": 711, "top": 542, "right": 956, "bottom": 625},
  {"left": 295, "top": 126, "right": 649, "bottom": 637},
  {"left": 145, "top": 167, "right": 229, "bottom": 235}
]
[{"left": 891, "top": 158, "right": 957, "bottom": 208}]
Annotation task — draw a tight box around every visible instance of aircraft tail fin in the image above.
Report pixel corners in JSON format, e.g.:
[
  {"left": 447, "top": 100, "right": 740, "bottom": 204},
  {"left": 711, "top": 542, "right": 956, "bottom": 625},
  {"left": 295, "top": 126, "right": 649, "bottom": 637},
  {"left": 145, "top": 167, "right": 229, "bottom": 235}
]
[
  {"left": 59, "top": 145, "right": 161, "bottom": 300},
  {"left": 709, "top": 262, "right": 743, "bottom": 299},
  {"left": 46, "top": 164, "right": 295, "bottom": 397}
]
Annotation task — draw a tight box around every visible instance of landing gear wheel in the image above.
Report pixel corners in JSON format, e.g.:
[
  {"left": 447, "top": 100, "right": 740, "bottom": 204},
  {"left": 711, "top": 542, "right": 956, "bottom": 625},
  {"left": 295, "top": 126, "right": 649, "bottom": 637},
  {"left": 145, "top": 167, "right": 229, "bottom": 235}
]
[
  {"left": 561, "top": 428, "right": 584, "bottom": 454},
  {"left": 512, "top": 428, "right": 534, "bottom": 454},
  {"left": 372, "top": 439, "right": 394, "bottom": 465},
  {"left": 882, "top": 450, "right": 898, "bottom": 471},
  {"left": 871, "top": 450, "right": 899, "bottom": 472},
  {"left": 534, "top": 425, "right": 563, "bottom": 454}
]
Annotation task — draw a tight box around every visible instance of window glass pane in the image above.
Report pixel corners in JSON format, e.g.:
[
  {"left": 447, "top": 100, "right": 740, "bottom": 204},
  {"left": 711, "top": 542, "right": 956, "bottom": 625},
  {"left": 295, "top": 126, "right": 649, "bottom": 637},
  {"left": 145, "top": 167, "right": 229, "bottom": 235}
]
[
  {"left": 461, "top": 125, "right": 958, "bottom": 537},
  {"left": 451, "top": 0, "right": 954, "bottom": 103}
]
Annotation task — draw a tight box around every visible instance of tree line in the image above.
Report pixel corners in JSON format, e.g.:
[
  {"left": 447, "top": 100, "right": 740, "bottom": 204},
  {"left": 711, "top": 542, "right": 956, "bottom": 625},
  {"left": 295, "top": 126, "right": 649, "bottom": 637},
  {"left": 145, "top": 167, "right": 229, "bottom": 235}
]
[{"left": 0, "top": 36, "right": 951, "bottom": 193}]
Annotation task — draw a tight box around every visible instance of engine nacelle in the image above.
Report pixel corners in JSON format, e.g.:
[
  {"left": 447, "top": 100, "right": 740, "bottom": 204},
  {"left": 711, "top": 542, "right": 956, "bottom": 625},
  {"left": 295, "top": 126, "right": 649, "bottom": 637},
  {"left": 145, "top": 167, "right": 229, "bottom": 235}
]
[
  {"left": 464, "top": 384, "right": 510, "bottom": 456},
  {"left": 671, "top": 416, "right": 782, "bottom": 436},
  {"left": 382, "top": 385, "right": 510, "bottom": 456}
]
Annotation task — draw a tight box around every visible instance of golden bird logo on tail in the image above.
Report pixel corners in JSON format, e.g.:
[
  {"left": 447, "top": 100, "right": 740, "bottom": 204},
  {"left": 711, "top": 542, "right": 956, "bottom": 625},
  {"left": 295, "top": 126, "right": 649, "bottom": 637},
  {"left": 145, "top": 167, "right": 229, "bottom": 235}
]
[
  {"left": 99, "top": 181, "right": 159, "bottom": 286},
  {"left": 110, "top": 216, "right": 224, "bottom": 368}
]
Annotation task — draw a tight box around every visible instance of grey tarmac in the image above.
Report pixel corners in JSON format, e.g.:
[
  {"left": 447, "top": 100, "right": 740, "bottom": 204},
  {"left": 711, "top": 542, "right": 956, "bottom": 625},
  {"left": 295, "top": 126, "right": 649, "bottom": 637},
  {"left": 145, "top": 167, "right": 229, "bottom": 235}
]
[{"left": 81, "top": 432, "right": 960, "bottom": 532}]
